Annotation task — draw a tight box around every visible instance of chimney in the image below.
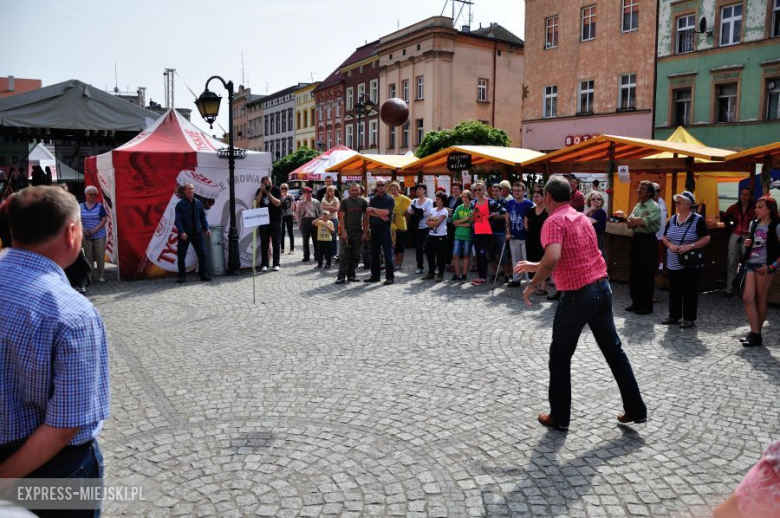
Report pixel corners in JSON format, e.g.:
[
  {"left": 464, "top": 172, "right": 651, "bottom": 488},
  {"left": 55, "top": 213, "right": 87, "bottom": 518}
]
[
  {"left": 462, "top": 25, "right": 470, "bottom": 33},
  {"left": 8, "top": 75, "right": 15, "bottom": 91}
]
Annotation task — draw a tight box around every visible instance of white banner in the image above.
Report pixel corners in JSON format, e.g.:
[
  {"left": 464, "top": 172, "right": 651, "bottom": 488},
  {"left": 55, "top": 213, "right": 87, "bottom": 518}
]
[{"left": 242, "top": 208, "right": 269, "bottom": 228}]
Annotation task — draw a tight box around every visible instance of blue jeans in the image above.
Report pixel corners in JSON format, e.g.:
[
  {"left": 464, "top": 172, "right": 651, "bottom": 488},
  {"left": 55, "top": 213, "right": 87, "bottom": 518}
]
[
  {"left": 370, "top": 225, "right": 394, "bottom": 280},
  {"left": 550, "top": 279, "right": 646, "bottom": 427}
]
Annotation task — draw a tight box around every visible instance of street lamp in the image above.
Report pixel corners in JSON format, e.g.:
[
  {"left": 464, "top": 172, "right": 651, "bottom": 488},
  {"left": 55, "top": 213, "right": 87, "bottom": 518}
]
[
  {"left": 195, "top": 76, "right": 241, "bottom": 274},
  {"left": 354, "top": 93, "right": 375, "bottom": 153}
]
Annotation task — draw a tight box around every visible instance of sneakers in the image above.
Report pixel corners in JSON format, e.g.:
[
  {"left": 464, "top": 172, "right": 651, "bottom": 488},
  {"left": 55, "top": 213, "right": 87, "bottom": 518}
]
[
  {"left": 261, "top": 266, "right": 268, "bottom": 272},
  {"left": 335, "top": 277, "right": 346, "bottom": 284},
  {"left": 435, "top": 275, "right": 443, "bottom": 282},
  {"left": 451, "top": 274, "right": 460, "bottom": 281},
  {"left": 272, "top": 266, "right": 280, "bottom": 272},
  {"left": 460, "top": 274, "right": 468, "bottom": 281},
  {"left": 98, "top": 277, "right": 106, "bottom": 283},
  {"left": 471, "top": 278, "right": 486, "bottom": 286},
  {"left": 415, "top": 268, "right": 424, "bottom": 274}
]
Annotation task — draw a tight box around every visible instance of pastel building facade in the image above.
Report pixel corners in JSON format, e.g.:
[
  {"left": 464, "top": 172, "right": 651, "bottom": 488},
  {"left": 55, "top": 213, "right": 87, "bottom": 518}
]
[{"left": 295, "top": 83, "right": 319, "bottom": 150}]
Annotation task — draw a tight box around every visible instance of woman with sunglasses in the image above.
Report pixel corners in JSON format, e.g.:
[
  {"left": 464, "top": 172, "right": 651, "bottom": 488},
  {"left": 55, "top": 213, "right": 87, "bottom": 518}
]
[
  {"left": 81, "top": 185, "right": 108, "bottom": 284},
  {"left": 279, "top": 184, "right": 295, "bottom": 254},
  {"left": 741, "top": 196, "right": 780, "bottom": 347},
  {"left": 585, "top": 191, "right": 608, "bottom": 260}
]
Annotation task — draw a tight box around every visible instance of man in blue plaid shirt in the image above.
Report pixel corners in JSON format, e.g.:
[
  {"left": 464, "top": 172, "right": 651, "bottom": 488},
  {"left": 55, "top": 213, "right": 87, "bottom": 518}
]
[{"left": 0, "top": 187, "right": 110, "bottom": 499}]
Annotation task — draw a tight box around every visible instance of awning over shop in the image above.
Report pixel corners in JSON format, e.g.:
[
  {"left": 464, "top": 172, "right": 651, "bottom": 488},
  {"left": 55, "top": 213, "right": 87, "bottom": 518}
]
[
  {"left": 401, "top": 145, "right": 544, "bottom": 172},
  {"left": 325, "top": 153, "right": 418, "bottom": 174}
]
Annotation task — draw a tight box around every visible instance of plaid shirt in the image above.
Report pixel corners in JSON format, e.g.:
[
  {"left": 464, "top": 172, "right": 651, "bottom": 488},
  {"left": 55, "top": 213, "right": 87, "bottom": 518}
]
[
  {"left": 0, "top": 249, "right": 110, "bottom": 446},
  {"left": 541, "top": 204, "right": 607, "bottom": 291}
]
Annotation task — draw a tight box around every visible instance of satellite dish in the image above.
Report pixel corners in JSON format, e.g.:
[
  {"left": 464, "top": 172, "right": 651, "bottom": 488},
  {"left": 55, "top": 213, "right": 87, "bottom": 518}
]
[{"left": 699, "top": 16, "right": 708, "bottom": 34}]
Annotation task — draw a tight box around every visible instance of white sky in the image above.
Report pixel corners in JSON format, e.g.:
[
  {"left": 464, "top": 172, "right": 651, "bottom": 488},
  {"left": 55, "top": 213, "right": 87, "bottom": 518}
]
[{"left": 3, "top": 0, "right": 524, "bottom": 136}]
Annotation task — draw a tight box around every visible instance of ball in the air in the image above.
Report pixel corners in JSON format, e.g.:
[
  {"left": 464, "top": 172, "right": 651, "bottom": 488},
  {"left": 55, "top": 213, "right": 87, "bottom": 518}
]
[{"left": 380, "top": 98, "right": 409, "bottom": 127}]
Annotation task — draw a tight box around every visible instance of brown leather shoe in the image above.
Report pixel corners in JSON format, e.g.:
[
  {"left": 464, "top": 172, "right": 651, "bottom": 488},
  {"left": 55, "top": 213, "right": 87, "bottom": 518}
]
[
  {"left": 617, "top": 413, "right": 647, "bottom": 424},
  {"left": 537, "top": 413, "right": 568, "bottom": 431}
]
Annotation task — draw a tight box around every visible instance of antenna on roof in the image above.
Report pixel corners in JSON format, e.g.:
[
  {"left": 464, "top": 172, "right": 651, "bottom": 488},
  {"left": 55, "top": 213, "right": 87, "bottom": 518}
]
[
  {"left": 441, "top": 0, "right": 474, "bottom": 29},
  {"left": 310, "top": 72, "right": 314, "bottom": 82},
  {"left": 113, "top": 63, "right": 119, "bottom": 94},
  {"left": 241, "top": 50, "right": 246, "bottom": 85}
]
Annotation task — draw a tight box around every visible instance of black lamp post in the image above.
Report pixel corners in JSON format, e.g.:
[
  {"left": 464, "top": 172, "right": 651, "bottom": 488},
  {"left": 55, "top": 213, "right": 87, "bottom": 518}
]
[
  {"left": 195, "top": 76, "right": 241, "bottom": 274},
  {"left": 354, "top": 93, "right": 375, "bottom": 153}
]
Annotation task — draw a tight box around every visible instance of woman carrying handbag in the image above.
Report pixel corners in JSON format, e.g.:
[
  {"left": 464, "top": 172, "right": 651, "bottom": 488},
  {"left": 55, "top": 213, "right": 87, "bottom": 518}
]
[{"left": 661, "top": 191, "right": 710, "bottom": 328}]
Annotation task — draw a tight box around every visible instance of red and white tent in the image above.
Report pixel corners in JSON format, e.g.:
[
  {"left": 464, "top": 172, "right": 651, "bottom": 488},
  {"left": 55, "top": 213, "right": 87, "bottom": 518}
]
[
  {"left": 288, "top": 145, "right": 361, "bottom": 181},
  {"left": 85, "top": 109, "right": 271, "bottom": 280}
]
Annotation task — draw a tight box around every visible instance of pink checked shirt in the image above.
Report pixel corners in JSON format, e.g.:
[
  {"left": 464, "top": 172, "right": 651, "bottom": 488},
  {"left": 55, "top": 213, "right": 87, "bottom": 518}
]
[{"left": 541, "top": 204, "right": 607, "bottom": 291}]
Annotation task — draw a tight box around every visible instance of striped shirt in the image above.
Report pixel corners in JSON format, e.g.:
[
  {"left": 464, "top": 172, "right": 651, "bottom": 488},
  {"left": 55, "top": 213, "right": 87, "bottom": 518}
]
[
  {"left": 80, "top": 202, "right": 108, "bottom": 240},
  {"left": 0, "top": 249, "right": 110, "bottom": 446},
  {"left": 663, "top": 212, "right": 709, "bottom": 271}
]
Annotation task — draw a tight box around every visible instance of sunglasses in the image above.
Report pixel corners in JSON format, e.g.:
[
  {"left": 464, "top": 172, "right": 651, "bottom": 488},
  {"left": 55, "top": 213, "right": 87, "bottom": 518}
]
[
  {"left": 377, "top": 183, "right": 386, "bottom": 187},
  {"left": 473, "top": 188, "right": 483, "bottom": 192}
]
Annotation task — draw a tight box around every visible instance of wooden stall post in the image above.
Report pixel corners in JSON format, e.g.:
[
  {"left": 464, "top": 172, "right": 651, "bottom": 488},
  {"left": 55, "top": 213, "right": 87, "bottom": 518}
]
[{"left": 762, "top": 154, "right": 772, "bottom": 195}]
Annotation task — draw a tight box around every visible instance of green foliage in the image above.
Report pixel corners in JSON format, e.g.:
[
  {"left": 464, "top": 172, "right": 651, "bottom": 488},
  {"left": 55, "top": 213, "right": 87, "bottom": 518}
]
[
  {"left": 271, "top": 146, "right": 319, "bottom": 185},
  {"left": 414, "top": 120, "right": 511, "bottom": 158}
]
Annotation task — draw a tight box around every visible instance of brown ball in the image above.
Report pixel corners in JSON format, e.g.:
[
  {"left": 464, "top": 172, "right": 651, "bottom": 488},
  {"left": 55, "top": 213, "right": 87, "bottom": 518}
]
[{"left": 380, "top": 98, "right": 409, "bottom": 127}]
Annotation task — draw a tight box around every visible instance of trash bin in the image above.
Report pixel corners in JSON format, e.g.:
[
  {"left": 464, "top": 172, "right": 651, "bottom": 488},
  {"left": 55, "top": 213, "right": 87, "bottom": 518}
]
[{"left": 206, "top": 225, "right": 225, "bottom": 276}]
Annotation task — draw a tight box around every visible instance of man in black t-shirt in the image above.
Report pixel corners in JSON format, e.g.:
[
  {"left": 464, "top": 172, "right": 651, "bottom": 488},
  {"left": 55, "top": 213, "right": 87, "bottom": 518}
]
[
  {"left": 255, "top": 176, "right": 283, "bottom": 271},
  {"left": 336, "top": 184, "right": 368, "bottom": 284},
  {"left": 316, "top": 176, "right": 339, "bottom": 202},
  {"left": 366, "top": 180, "right": 395, "bottom": 285}
]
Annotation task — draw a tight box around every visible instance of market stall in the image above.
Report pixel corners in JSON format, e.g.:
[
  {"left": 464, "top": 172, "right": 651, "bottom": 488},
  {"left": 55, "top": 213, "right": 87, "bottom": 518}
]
[
  {"left": 522, "top": 133, "right": 741, "bottom": 292},
  {"left": 325, "top": 153, "right": 418, "bottom": 190}
]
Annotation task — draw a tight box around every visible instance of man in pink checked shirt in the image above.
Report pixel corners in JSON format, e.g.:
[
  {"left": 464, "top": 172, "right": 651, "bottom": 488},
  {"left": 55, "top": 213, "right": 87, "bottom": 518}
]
[{"left": 514, "top": 176, "right": 646, "bottom": 432}]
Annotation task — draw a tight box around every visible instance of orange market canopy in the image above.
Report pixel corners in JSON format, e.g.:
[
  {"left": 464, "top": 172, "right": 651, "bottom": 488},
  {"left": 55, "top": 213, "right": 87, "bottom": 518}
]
[
  {"left": 325, "top": 153, "right": 418, "bottom": 175},
  {"left": 401, "top": 145, "right": 545, "bottom": 173}
]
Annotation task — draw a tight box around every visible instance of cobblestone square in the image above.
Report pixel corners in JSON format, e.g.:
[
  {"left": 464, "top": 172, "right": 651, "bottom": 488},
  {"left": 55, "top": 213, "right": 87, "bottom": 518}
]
[{"left": 92, "top": 256, "right": 779, "bottom": 517}]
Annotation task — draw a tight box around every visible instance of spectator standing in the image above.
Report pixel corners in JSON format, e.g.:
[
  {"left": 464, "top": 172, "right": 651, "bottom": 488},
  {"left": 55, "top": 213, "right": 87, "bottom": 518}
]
[
  {"left": 451, "top": 190, "right": 473, "bottom": 281},
  {"left": 565, "top": 174, "right": 585, "bottom": 212},
  {"left": 408, "top": 184, "right": 433, "bottom": 274},
  {"left": 422, "top": 192, "right": 449, "bottom": 282},
  {"left": 0, "top": 186, "right": 110, "bottom": 496},
  {"left": 469, "top": 182, "right": 503, "bottom": 286},
  {"left": 488, "top": 184, "right": 509, "bottom": 283},
  {"left": 254, "top": 177, "right": 283, "bottom": 272},
  {"left": 661, "top": 191, "right": 711, "bottom": 328},
  {"left": 389, "top": 182, "right": 412, "bottom": 269},
  {"left": 626, "top": 181, "right": 661, "bottom": 315},
  {"left": 175, "top": 183, "right": 212, "bottom": 283},
  {"left": 321, "top": 186, "right": 340, "bottom": 263},
  {"left": 584, "top": 191, "right": 608, "bottom": 260},
  {"left": 514, "top": 176, "right": 646, "bottom": 432},
  {"left": 80, "top": 186, "right": 108, "bottom": 283},
  {"left": 506, "top": 181, "right": 534, "bottom": 288},
  {"left": 294, "top": 187, "right": 322, "bottom": 263},
  {"left": 44, "top": 166, "right": 53, "bottom": 185},
  {"left": 10, "top": 167, "right": 28, "bottom": 192},
  {"left": 30, "top": 165, "right": 47, "bottom": 187},
  {"left": 335, "top": 184, "right": 368, "bottom": 284},
  {"left": 316, "top": 176, "right": 338, "bottom": 202},
  {"left": 313, "top": 210, "right": 335, "bottom": 269},
  {"left": 445, "top": 182, "right": 463, "bottom": 268},
  {"left": 723, "top": 188, "right": 756, "bottom": 296},
  {"left": 740, "top": 196, "right": 780, "bottom": 347},
  {"left": 279, "top": 184, "right": 295, "bottom": 255},
  {"left": 524, "top": 188, "right": 549, "bottom": 296},
  {"left": 365, "top": 180, "right": 395, "bottom": 285}
]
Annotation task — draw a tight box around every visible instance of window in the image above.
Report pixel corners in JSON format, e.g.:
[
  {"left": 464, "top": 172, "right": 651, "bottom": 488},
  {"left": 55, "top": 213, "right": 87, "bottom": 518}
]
[
  {"left": 264, "top": 142, "right": 269, "bottom": 152},
  {"left": 416, "top": 76, "right": 424, "bottom": 100},
  {"left": 402, "top": 80, "right": 409, "bottom": 102},
  {"left": 402, "top": 121, "right": 409, "bottom": 147},
  {"left": 478, "top": 79, "right": 488, "bottom": 102},
  {"left": 767, "top": 79, "right": 780, "bottom": 120},
  {"left": 346, "top": 87, "right": 354, "bottom": 110},
  {"left": 772, "top": 0, "right": 780, "bottom": 37},
  {"left": 289, "top": 109, "right": 293, "bottom": 130},
  {"left": 720, "top": 4, "right": 743, "bottom": 46},
  {"left": 327, "top": 134, "right": 333, "bottom": 149},
  {"left": 619, "top": 74, "right": 636, "bottom": 110},
  {"left": 304, "top": 110, "right": 308, "bottom": 127},
  {"left": 336, "top": 131, "right": 341, "bottom": 146},
  {"left": 346, "top": 125, "right": 354, "bottom": 148},
  {"left": 370, "top": 80, "right": 379, "bottom": 103},
  {"left": 622, "top": 0, "right": 639, "bottom": 32},
  {"left": 357, "top": 83, "right": 365, "bottom": 103},
  {"left": 582, "top": 6, "right": 596, "bottom": 41},
  {"left": 545, "top": 16, "right": 559, "bottom": 49},
  {"left": 673, "top": 88, "right": 692, "bottom": 126},
  {"left": 327, "top": 106, "right": 332, "bottom": 120},
  {"left": 389, "top": 83, "right": 396, "bottom": 99},
  {"left": 369, "top": 120, "right": 378, "bottom": 146},
  {"left": 416, "top": 119, "right": 424, "bottom": 144},
  {"left": 543, "top": 85, "right": 557, "bottom": 118},
  {"left": 578, "top": 80, "right": 594, "bottom": 114},
  {"left": 676, "top": 15, "right": 695, "bottom": 54},
  {"left": 716, "top": 83, "right": 738, "bottom": 122},
  {"left": 358, "top": 122, "right": 365, "bottom": 149},
  {"left": 281, "top": 112, "right": 287, "bottom": 132},
  {"left": 264, "top": 116, "right": 269, "bottom": 135},
  {"left": 276, "top": 113, "right": 281, "bottom": 133},
  {"left": 389, "top": 127, "right": 396, "bottom": 149},
  {"left": 336, "top": 102, "right": 341, "bottom": 118},
  {"left": 296, "top": 112, "right": 301, "bottom": 130}
]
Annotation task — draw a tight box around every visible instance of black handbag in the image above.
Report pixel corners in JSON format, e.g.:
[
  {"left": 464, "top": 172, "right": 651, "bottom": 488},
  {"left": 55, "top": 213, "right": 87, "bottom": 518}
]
[
  {"left": 732, "top": 220, "right": 757, "bottom": 293},
  {"left": 675, "top": 215, "right": 705, "bottom": 267}
]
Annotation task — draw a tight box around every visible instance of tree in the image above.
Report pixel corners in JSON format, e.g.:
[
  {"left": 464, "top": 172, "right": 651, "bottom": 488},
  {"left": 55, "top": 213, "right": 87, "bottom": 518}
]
[
  {"left": 414, "top": 120, "right": 511, "bottom": 158},
  {"left": 270, "top": 147, "right": 319, "bottom": 185}
]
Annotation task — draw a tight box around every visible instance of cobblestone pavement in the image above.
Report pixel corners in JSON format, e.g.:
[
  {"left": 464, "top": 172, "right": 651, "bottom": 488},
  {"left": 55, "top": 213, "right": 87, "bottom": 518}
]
[{"left": 90, "top": 251, "right": 779, "bottom": 517}]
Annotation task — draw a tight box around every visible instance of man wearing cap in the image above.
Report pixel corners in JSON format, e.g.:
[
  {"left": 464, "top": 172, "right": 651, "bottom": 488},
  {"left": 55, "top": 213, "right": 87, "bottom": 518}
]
[
  {"left": 175, "top": 183, "right": 212, "bottom": 283},
  {"left": 514, "top": 176, "right": 646, "bottom": 432},
  {"left": 365, "top": 180, "right": 395, "bottom": 285},
  {"left": 626, "top": 181, "right": 661, "bottom": 314},
  {"left": 295, "top": 187, "right": 322, "bottom": 262}
]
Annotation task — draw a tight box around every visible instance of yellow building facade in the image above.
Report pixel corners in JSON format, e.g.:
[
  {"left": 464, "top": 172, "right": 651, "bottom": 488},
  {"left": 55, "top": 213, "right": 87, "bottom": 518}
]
[{"left": 295, "top": 83, "right": 319, "bottom": 150}]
